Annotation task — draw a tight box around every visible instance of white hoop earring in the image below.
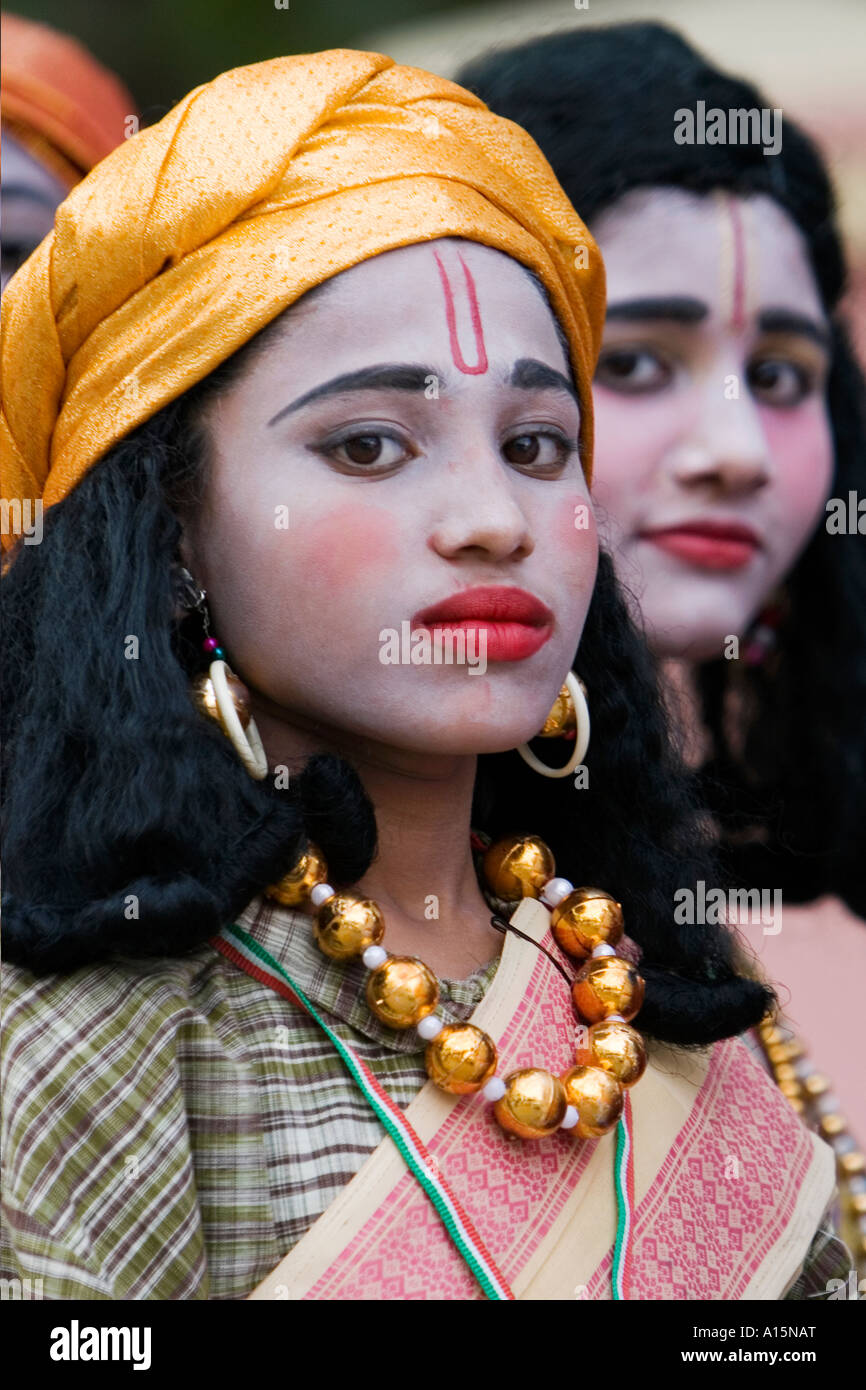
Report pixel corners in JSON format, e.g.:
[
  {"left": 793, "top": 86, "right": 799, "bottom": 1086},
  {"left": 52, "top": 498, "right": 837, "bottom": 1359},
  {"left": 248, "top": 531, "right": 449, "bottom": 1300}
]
[
  {"left": 178, "top": 565, "right": 269, "bottom": 783},
  {"left": 516, "top": 671, "right": 590, "bottom": 780},
  {"left": 205, "top": 659, "right": 268, "bottom": 781}
]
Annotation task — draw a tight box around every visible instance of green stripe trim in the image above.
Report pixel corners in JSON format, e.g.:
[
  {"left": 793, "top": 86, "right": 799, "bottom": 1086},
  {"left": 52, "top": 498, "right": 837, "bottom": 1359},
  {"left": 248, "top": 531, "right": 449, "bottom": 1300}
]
[
  {"left": 612, "top": 1114, "right": 630, "bottom": 1300},
  {"left": 225, "top": 924, "right": 507, "bottom": 1301}
]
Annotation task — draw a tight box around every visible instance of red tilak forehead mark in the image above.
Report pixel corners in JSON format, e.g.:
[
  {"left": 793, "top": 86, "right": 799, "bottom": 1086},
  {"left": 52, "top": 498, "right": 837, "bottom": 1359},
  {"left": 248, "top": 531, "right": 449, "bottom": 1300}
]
[
  {"left": 728, "top": 198, "right": 748, "bottom": 334},
  {"left": 715, "top": 190, "right": 750, "bottom": 334},
  {"left": 431, "top": 248, "right": 489, "bottom": 375}
]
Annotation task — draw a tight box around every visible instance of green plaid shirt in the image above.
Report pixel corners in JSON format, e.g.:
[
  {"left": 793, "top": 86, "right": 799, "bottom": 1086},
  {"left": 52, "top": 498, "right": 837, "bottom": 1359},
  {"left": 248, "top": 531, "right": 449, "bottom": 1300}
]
[{"left": 0, "top": 893, "right": 851, "bottom": 1300}]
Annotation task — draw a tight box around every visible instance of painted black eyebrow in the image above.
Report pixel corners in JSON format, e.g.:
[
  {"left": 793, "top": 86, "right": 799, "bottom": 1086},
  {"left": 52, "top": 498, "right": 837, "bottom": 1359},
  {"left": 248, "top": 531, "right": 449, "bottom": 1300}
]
[
  {"left": 605, "top": 297, "right": 831, "bottom": 349},
  {"left": 757, "top": 308, "right": 831, "bottom": 349},
  {"left": 267, "top": 364, "right": 436, "bottom": 427},
  {"left": 606, "top": 296, "right": 708, "bottom": 324},
  {"left": 267, "top": 357, "right": 579, "bottom": 427},
  {"left": 510, "top": 358, "right": 579, "bottom": 405}
]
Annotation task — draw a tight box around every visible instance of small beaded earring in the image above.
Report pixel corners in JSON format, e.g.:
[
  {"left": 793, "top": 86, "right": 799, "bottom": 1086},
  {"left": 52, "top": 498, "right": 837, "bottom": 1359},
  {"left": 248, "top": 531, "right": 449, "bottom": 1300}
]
[
  {"left": 743, "top": 599, "right": 785, "bottom": 668},
  {"left": 174, "top": 565, "right": 268, "bottom": 780}
]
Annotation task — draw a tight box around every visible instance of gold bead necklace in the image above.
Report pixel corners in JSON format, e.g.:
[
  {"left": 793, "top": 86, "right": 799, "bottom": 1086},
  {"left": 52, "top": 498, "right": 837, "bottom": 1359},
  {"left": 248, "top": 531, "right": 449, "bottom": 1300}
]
[{"left": 266, "top": 832, "right": 648, "bottom": 1142}]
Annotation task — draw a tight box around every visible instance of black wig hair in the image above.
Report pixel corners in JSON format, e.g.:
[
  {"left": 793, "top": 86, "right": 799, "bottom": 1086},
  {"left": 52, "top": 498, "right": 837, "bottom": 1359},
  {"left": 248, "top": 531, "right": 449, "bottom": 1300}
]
[
  {"left": 1, "top": 275, "right": 775, "bottom": 1048},
  {"left": 458, "top": 22, "right": 866, "bottom": 915}
]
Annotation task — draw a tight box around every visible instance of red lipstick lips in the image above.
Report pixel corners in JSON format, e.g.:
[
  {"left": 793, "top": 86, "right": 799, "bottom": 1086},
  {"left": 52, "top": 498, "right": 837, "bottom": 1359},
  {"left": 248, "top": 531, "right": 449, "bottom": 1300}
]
[
  {"left": 411, "top": 586, "right": 554, "bottom": 662},
  {"left": 641, "top": 520, "right": 762, "bottom": 572}
]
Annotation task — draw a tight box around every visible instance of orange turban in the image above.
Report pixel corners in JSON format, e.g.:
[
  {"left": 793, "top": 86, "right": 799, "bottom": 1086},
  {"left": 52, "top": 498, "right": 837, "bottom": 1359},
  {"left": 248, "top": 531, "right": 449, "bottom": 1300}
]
[
  {"left": 1, "top": 13, "right": 135, "bottom": 187},
  {"left": 0, "top": 50, "right": 604, "bottom": 551}
]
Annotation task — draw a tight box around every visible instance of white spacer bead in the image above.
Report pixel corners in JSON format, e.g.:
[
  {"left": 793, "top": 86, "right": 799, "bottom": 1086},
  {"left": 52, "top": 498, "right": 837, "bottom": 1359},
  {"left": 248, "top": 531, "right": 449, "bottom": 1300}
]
[
  {"left": 482, "top": 1077, "right": 507, "bottom": 1104},
  {"left": 606, "top": 1013, "right": 625, "bottom": 1023},
  {"left": 310, "top": 883, "right": 335, "bottom": 909},
  {"left": 417, "top": 1015, "right": 444, "bottom": 1041},
  {"left": 591, "top": 943, "right": 616, "bottom": 958},
  {"left": 362, "top": 944, "right": 388, "bottom": 970},
  {"left": 540, "top": 876, "right": 574, "bottom": 908},
  {"left": 560, "top": 1105, "right": 579, "bottom": 1130}
]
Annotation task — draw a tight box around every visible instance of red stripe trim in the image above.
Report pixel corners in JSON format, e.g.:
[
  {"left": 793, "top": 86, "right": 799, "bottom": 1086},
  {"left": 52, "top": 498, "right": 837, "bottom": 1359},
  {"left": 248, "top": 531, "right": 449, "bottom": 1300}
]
[
  {"left": 211, "top": 930, "right": 516, "bottom": 1300},
  {"left": 212, "top": 935, "right": 306, "bottom": 1009}
]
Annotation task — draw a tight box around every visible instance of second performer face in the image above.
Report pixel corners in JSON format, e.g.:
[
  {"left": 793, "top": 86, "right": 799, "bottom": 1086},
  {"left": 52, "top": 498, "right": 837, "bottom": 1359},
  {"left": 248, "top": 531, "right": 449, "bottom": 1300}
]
[{"left": 589, "top": 187, "right": 833, "bottom": 661}]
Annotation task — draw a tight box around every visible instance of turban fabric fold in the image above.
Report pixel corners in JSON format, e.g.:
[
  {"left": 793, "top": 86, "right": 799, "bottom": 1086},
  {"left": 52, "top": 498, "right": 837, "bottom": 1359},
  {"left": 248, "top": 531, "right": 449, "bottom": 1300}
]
[
  {"left": 0, "top": 49, "right": 604, "bottom": 549},
  {"left": 1, "top": 13, "right": 135, "bottom": 187}
]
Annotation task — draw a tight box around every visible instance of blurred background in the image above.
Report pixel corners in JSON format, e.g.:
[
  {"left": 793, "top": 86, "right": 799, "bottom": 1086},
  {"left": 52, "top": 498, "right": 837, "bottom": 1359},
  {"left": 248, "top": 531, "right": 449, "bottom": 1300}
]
[{"left": 7, "top": 0, "right": 865, "bottom": 352}]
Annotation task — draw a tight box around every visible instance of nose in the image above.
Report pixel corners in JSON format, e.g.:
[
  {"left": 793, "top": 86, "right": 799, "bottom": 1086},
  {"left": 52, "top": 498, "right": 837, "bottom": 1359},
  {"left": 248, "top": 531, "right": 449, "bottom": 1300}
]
[
  {"left": 428, "top": 450, "right": 535, "bottom": 563},
  {"left": 671, "top": 375, "right": 772, "bottom": 496}
]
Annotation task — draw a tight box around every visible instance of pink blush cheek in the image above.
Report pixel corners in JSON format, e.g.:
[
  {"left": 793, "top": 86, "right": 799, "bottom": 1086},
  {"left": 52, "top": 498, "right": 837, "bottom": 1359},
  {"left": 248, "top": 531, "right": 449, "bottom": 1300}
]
[
  {"left": 590, "top": 391, "right": 682, "bottom": 516},
  {"left": 761, "top": 404, "right": 834, "bottom": 527},
  {"left": 289, "top": 502, "right": 404, "bottom": 600},
  {"left": 551, "top": 495, "right": 599, "bottom": 577}
]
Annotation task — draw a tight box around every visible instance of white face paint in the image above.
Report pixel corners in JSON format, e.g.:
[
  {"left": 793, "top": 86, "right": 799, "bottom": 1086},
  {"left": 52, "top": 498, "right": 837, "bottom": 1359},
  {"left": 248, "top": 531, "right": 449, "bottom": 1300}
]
[{"left": 184, "top": 238, "right": 598, "bottom": 767}]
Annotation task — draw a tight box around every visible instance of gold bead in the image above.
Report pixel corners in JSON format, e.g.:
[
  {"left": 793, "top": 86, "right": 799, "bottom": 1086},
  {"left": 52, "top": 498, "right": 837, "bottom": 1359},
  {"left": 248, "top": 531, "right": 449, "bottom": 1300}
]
[
  {"left": 820, "top": 1114, "right": 847, "bottom": 1138},
  {"left": 425, "top": 1024, "right": 498, "bottom": 1095},
  {"left": 777, "top": 1078, "right": 804, "bottom": 1111},
  {"left": 767, "top": 1040, "right": 803, "bottom": 1065},
  {"left": 365, "top": 956, "right": 439, "bottom": 1029},
  {"left": 192, "top": 666, "right": 252, "bottom": 731},
  {"left": 313, "top": 891, "right": 384, "bottom": 961},
  {"left": 574, "top": 1019, "right": 647, "bottom": 1088},
  {"left": 539, "top": 683, "right": 576, "bottom": 738},
  {"left": 493, "top": 1068, "right": 567, "bottom": 1139},
  {"left": 839, "top": 1151, "right": 866, "bottom": 1178},
  {"left": 774, "top": 1062, "right": 799, "bottom": 1085},
  {"left": 802, "top": 1073, "right": 830, "bottom": 1098},
  {"left": 778, "top": 1078, "right": 803, "bottom": 1100},
  {"left": 551, "top": 888, "right": 624, "bottom": 960},
  {"left": 267, "top": 842, "right": 329, "bottom": 907},
  {"left": 850, "top": 1193, "right": 866, "bottom": 1216},
  {"left": 561, "top": 1064, "right": 624, "bottom": 1138},
  {"left": 572, "top": 956, "right": 645, "bottom": 1024},
  {"left": 482, "top": 835, "right": 555, "bottom": 900},
  {"left": 760, "top": 1023, "right": 786, "bottom": 1046}
]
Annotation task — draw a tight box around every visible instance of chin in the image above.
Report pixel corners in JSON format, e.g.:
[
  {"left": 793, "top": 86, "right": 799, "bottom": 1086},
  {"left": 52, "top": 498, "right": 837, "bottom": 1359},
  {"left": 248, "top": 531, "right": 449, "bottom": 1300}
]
[
  {"left": 388, "top": 719, "right": 538, "bottom": 759},
  {"left": 374, "top": 695, "right": 549, "bottom": 758},
  {"left": 645, "top": 603, "right": 754, "bottom": 663}
]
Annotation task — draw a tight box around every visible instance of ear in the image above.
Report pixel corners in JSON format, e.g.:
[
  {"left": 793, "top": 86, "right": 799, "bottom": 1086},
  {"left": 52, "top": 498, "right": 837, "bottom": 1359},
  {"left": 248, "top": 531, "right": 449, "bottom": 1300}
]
[
  {"left": 176, "top": 521, "right": 208, "bottom": 590},
  {"left": 178, "top": 530, "right": 196, "bottom": 573}
]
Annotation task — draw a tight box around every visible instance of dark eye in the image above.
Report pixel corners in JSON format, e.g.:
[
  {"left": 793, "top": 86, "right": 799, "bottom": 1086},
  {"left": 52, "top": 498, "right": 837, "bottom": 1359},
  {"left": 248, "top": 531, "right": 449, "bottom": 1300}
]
[
  {"left": 748, "top": 358, "right": 813, "bottom": 408},
  {"left": 343, "top": 434, "right": 384, "bottom": 465},
  {"left": 325, "top": 431, "right": 412, "bottom": 470},
  {"left": 502, "top": 431, "right": 572, "bottom": 469},
  {"left": 595, "top": 347, "right": 673, "bottom": 394},
  {"left": 504, "top": 434, "right": 540, "bottom": 465}
]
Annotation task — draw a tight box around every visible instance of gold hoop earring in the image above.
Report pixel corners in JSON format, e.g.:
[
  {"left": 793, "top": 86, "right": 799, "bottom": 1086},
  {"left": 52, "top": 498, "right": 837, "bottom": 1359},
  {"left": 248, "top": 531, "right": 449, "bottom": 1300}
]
[{"left": 516, "top": 671, "right": 590, "bottom": 780}]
